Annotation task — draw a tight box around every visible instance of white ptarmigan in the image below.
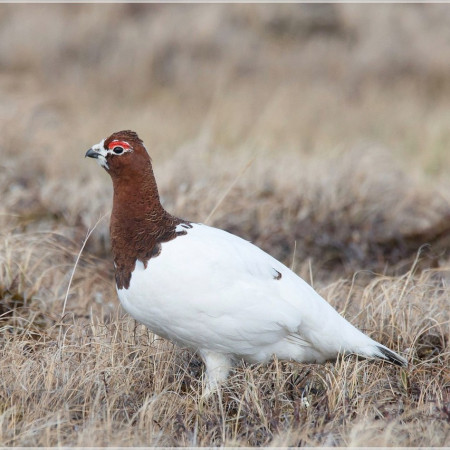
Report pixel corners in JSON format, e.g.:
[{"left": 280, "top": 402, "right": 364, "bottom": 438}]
[{"left": 86, "top": 130, "right": 407, "bottom": 392}]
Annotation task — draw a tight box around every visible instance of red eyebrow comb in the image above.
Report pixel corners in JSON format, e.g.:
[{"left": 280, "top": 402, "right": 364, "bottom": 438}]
[{"left": 108, "top": 140, "right": 131, "bottom": 150}]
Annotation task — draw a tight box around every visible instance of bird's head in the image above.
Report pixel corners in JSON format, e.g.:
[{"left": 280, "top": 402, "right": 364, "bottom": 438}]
[{"left": 85, "top": 130, "right": 150, "bottom": 178}]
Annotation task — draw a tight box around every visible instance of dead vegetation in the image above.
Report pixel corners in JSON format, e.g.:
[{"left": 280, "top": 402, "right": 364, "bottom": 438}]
[{"left": 0, "top": 4, "right": 449, "bottom": 447}]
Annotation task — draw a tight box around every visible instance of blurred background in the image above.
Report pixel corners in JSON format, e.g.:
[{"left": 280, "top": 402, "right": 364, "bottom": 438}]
[{"left": 2, "top": 3, "right": 450, "bottom": 281}]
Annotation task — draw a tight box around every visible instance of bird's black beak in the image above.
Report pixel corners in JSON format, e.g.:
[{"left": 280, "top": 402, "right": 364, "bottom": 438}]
[{"left": 85, "top": 148, "right": 98, "bottom": 159}]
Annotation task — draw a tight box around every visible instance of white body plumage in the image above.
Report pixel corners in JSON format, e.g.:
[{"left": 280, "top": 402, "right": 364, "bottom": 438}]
[{"left": 117, "top": 222, "right": 406, "bottom": 390}]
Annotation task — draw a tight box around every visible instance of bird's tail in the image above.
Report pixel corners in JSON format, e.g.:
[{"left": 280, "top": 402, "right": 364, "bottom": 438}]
[{"left": 358, "top": 341, "right": 407, "bottom": 367}]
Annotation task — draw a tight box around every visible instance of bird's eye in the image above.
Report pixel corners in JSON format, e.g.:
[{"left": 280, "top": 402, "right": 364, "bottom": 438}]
[{"left": 113, "top": 146, "right": 124, "bottom": 154}]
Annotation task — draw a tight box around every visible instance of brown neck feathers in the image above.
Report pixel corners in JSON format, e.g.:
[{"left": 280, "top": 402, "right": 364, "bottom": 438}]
[{"left": 110, "top": 158, "right": 189, "bottom": 289}]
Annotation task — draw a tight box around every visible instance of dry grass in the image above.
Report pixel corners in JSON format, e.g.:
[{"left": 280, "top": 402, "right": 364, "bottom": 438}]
[{"left": 0, "top": 4, "right": 449, "bottom": 447}]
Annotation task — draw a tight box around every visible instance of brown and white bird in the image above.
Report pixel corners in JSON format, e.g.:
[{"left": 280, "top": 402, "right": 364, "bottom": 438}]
[{"left": 86, "top": 130, "right": 407, "bottom": 392}]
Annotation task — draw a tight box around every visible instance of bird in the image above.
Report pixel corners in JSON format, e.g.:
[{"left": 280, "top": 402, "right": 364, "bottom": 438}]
[{"left": 85, "top": 130, "right": 407, "bottom": 393}]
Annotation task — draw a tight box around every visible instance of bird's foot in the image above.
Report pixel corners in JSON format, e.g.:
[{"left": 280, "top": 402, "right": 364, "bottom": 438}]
[{"left": 199, "top": 350, "right": 232, "bottom": 398}]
